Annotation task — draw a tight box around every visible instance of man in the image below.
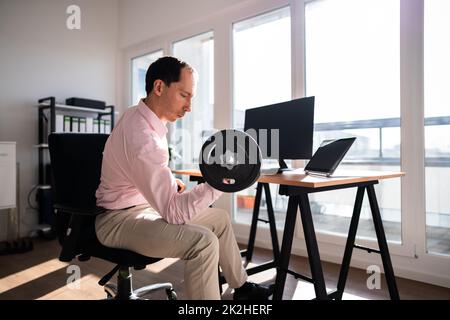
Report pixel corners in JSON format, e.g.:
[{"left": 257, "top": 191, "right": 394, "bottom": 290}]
[{"left": 95, "top": 56, "right": 272, "bottom": 300}]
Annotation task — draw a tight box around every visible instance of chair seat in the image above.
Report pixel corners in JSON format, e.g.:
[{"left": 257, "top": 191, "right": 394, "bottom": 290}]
[
  {"left": 54, "top": 208, "right": 161, "bottom": 267},
  {"left": 83, "top": 238, "right": 162, "bottom": 267}
]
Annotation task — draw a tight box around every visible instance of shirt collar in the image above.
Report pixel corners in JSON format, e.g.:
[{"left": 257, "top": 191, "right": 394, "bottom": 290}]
[{"left": 137, "top": 99, "right": 168, "bottom": 138}]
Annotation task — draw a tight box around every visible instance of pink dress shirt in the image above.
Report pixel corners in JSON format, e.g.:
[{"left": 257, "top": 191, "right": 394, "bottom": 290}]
[{"left": 96, "top": 99, "right": 223, "bottom": 224}]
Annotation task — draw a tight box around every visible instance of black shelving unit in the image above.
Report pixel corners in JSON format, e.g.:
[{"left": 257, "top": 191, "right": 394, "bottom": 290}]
[{"left": 36, "top": 96, "right": 115, "bottom": 229}]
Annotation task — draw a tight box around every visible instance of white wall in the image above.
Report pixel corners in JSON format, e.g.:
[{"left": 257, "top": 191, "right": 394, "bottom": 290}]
[
  {"left": 118, "top": 0, "right": 243, "bottom": 49},
  {"left": 0, "top": 0, "right": 119, "bottom": 239}
]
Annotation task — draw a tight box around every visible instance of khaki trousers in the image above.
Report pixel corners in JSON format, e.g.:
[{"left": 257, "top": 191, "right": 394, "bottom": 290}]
[{"left": 95, "top": 204, "right": 248, "bottom": 299}]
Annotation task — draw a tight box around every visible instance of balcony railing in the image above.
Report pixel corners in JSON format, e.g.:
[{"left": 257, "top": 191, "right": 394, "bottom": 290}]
[{"left": 314, "top": 116, "right": 450, "bottom": 167}]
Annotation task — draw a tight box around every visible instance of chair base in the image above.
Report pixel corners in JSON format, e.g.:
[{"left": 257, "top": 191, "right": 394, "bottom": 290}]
[{"left": 102, "top": 266, "right": 177, "bottom": 300}]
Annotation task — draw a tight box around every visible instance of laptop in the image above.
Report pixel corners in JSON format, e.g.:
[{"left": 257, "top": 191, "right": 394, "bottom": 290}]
[
  {"left": 304, "top": 137, "right": 356, "bottom": 177},
  {"left": 260, "top": 159, "right": 281, "bottom": 176}
]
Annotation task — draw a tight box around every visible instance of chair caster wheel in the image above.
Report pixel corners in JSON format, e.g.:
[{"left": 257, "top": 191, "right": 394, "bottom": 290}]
[
  {"left": 166, "top": 288, "right": 177, "bottom": 300},
  {"left": 104, "top": 283, "right": 117, "bottom": 299}
]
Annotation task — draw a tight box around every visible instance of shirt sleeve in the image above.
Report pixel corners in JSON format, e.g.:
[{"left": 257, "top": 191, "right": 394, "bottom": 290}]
[{"left": 129, "top": 136, "right": 223, "bottom": 225}]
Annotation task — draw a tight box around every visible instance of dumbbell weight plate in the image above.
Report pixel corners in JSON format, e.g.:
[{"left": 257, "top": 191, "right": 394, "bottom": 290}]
[{"left": 199, "top": 129, "right": 261, "bottom": 193}]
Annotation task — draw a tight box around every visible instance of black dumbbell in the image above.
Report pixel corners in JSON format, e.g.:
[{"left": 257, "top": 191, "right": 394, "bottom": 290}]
[{"left": 199, "top": 129, "right": 262, "bottom": 193}]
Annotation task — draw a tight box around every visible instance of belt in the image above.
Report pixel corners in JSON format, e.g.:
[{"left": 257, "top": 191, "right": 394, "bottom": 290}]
[{"left": 119, "top": 205, "right": 136, "bottom": 211}]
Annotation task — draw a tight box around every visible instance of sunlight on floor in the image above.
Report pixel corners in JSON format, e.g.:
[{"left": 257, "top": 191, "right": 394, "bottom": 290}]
[
  {"left": 37, "top": 274, "right": 104, "bottom": 300},
  {"left": 245, "top": 262, "right": 277, "bottom": 284},
  {"left": 292, "top": 281, "right": 368, "bottom": 300},
  {"left": 0, "top": 258, "right": 69, "bottom": 293}
]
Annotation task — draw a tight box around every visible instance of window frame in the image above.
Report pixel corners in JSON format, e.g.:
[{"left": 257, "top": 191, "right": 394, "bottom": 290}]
[{"left": 130, "top": 49, "right": 164, "bottom": 106}]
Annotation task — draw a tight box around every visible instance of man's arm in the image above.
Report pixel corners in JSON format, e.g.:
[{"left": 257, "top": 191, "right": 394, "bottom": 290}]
[{"left": 129, "top": 143, "right": 222, "bottom": 224}]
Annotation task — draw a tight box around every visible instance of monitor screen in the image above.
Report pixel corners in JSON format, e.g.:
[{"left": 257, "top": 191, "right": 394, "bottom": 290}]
[{"left": 243, "top": 96, "right": 315, "bottom": 160}]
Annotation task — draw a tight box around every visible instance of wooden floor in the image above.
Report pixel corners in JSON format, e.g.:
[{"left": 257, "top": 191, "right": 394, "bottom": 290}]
[{"left": 0, "top": 238, "right": 449, "bottom": 300}]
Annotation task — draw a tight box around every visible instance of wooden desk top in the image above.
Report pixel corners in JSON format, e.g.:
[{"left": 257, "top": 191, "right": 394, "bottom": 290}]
[{"left": 172, "top": 168, "right": 405, "bottom": 188}]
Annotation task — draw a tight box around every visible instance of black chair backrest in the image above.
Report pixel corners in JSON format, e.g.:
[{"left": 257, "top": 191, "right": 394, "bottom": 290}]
[{"left": 48, "top": 133, "right": 109, "bottom": 213}]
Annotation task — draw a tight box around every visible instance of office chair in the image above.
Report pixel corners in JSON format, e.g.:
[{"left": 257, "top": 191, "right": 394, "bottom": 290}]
[{"left": 48, "top": 133, "right": 177, "bottom": 300}]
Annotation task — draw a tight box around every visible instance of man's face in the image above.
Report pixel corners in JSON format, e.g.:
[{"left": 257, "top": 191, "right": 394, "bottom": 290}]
[{"left": 158, "top": 67, "right": 195, "bottom": 122}]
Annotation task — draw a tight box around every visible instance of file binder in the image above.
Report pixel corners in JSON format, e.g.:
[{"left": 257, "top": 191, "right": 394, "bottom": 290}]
[
  {"left": 71, "top": 117, "right": 79, "bottom": 133},
  {"left": 93, "top": 119, "right": 99, "bottom": 133},
  {"left": 99, "top": 119, "right": 105, "bottom": 134},
  {"left": 79, "top": 118, "right": 86, "bottom": 133},
  {"left": 64, "top": 116, "right": 71, "bottom": 132},
  {"left": 105, "top": 120, "right": 111, "bottom": 134}
]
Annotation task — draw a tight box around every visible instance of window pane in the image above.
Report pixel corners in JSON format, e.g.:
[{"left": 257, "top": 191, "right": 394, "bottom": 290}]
[
  {"left": 233, "top": 6, "right": 291, "bottom": 129},
  {"left": 172, "top": 31, "right": 214, "bottom": 170},
  {"left": 305, "top": 0, "right": 401, "bottom": 243},
  {"left": 131, "top": 50, "right": 163, "bottom": 106},
  {"left": 424, "top": 0, "right": 450, "bottom": 256},
  {"left": 232, "top": 6, "right": 291, "bottom": 225}
]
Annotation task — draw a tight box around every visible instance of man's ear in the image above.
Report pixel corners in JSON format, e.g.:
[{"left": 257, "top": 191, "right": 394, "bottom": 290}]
[{"left": 153, "top": 79, "right": 164, "bottom": 96}]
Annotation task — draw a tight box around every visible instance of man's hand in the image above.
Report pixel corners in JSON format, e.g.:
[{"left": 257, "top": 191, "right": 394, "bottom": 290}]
[{"left": 175, "top": 178, "right": 186, "bottom": 193}]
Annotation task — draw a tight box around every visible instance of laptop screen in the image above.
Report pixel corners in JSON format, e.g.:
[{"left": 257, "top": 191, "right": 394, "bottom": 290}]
[{"left": 304, "top": 137, "right": 356, "bottom": 175}]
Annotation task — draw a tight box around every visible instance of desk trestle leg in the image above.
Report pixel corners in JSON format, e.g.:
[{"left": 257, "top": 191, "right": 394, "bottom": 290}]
[
  {"left": 222, "top": 183, "right": 279, "bottom": 287},
  {"left": 273, "top": 196, "right": 300, "bottom": 300},
  {"left": 334, "top": 185, "right": 400, "bottom": 300},
  {"left": 244, "top": 183, "right": 263, "bottom": 262},
  {"left": 298, "top": 193, "right": 329, "bottom": 300},
  {"left": 273, "top": 183, "right": 400, "bottom": 300},
  {"left": 335, "top": 186, "right": 365, "bottom": 299},
  {"left": 242, "top": 183, "right": 280, "bottom": 264},
  {"left": 274, "top": 193, "right": 330, "bottom": 300},
  {"left": 366, "top": 185, "right": 400, "bottom": 300}
]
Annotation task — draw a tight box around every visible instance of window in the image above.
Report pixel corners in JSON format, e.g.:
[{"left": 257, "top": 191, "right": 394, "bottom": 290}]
[
  {"left": 424, "top": 0, "right": 450, "bottom": 256},
  {"left": 305, "top": 0, "right": 401, "bottom": 242},
  {"left": 172, "top": 31, "right": 214, "bottom": 169},
  {"left": 123, "top": 0, "right": 450, "bottom": 286},
  {"left": 131, "top": 50, "right": 163, "bottom": 106},
  {"left": 232, "top": 6, "right": 291, "bottom": 225},
  {"left": 233, "top": 7, "right": 291, "bottom": 129}
]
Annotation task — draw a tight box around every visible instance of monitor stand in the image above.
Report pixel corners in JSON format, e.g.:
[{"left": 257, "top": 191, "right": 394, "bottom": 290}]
[{"left": 277, "top": 159, "right": 292, "bottom": 173}]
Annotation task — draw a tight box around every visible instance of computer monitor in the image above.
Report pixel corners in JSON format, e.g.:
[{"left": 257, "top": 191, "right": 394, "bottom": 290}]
[{"left": 243, "top": 96, "right": 314, "bottom": 171}]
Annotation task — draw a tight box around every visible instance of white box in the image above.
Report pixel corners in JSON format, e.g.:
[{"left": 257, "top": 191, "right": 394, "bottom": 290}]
[
  {"left": 71, "top": 117, "right": 79, "bottom": 133},
  {"left": 0, "top": 142, "right": 16, "bottom": 209},
  {"left": 55, "top": 114, "right": 64, "bottom": 133},
  {"left": 64, "top": 116, "right": 71, "bottom": 132}
]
